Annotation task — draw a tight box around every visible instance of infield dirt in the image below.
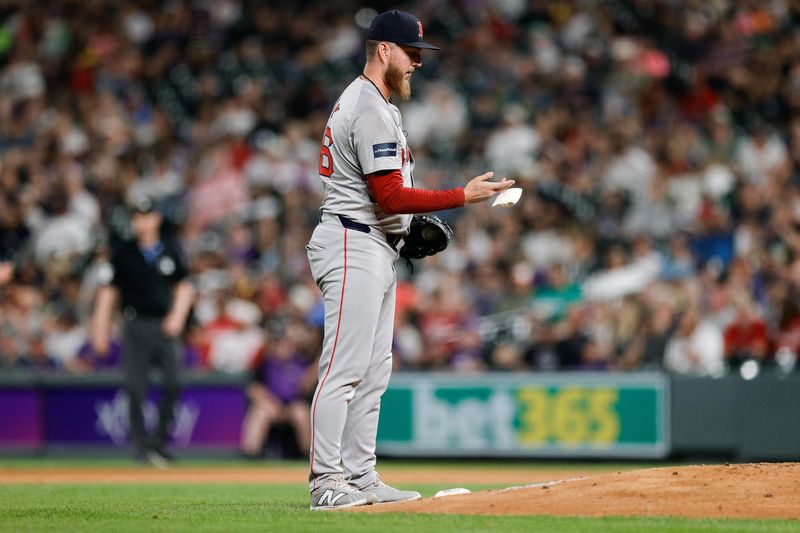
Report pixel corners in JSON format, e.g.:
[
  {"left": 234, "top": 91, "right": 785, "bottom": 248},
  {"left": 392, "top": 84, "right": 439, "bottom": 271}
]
[{"left": 355, "top": 462, "right": 800, "bottom": 520}]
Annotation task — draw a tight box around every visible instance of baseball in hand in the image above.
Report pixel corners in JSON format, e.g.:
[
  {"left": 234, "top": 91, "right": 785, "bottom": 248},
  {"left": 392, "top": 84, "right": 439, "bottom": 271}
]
[{"left": 492, "top": 187, "right": 522, "bottom": 208}]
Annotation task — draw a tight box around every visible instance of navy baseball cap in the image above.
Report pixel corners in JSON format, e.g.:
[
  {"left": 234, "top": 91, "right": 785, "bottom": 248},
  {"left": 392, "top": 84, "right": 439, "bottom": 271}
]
[{"left": 367, "top": 10, "right": 440, "bottom": 50}]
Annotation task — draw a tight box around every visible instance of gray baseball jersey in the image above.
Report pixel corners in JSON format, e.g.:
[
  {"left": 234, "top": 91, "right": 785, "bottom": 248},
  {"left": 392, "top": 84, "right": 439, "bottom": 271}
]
[
  {"left": 319, "top": 77, "right": 413, "bottom": 234},
  {"left": 307, "top": 76, "right": 407, "bottom": 492}
]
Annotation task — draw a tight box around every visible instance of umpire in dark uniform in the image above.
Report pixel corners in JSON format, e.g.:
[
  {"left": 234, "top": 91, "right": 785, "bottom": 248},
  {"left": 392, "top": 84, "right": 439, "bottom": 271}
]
[{"left": 91, "top": 197, "right": 194, "bottom": 466}]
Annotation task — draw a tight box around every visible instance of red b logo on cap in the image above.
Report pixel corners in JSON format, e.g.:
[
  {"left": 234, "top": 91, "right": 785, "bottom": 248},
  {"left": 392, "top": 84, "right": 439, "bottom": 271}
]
[{"left": 417, "top": 20, "right": 423, "bottom": 39}]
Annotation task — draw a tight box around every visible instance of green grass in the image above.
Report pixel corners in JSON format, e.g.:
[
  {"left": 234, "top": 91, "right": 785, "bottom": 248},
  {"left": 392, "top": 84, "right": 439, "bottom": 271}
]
[
  {"left": 0, "top": 482, "right": 795, "bottom": 533},
  {"left": 0, "top": 459, "right": 795, "bottom": 532}
]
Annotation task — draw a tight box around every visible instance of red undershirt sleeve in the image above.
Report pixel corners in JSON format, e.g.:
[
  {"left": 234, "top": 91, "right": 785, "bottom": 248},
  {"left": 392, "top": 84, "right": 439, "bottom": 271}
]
[{"left": 366, "top": 169, "right": 465, "bottom": 214}]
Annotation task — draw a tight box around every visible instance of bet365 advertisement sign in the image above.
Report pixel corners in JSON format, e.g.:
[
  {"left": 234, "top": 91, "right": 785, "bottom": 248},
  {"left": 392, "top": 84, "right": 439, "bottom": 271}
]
[{"left": 377, "top": 373, "right": 669, "bottom": 458}]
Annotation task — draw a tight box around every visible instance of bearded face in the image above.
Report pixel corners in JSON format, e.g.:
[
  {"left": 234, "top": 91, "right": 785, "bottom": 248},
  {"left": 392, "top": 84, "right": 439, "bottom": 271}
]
[{"left": 386, "top": 61, "right": 412, "bottom": 101}]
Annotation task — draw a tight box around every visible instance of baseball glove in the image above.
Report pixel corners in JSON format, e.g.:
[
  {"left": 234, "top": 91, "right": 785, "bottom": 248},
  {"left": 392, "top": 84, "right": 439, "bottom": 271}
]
[{"left": 400, "top": 215, "right": 453, "bottom": 260}]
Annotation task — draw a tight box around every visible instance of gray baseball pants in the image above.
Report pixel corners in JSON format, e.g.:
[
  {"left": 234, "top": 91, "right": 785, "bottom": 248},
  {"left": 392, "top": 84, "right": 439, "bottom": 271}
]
[{"left": 306, "top": 215, "right": 397, "bottom": 491}]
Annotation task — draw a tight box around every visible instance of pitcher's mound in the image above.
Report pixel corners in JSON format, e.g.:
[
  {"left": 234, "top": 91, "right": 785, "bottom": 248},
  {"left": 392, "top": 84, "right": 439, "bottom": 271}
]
[{"left": 355, "top": 463, "right": 800, "bottom": 520}]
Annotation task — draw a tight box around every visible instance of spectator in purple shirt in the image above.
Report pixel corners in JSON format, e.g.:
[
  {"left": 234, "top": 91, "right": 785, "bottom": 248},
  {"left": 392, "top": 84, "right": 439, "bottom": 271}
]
[
  {"left": 75, "top": 339, "right": 124, "bottom": 371},
  {"left": 240, "top": 322, "right": 315, "bottom": 458}
]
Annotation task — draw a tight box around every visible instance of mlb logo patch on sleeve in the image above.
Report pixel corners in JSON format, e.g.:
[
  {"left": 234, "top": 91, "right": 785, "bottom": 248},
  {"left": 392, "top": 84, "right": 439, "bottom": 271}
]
[{"left": 373, "top": 142, "right": 397, "bottom": 158}]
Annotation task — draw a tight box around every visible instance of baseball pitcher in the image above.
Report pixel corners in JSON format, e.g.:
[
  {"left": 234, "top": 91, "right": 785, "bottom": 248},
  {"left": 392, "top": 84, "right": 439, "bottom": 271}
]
[{"left": 306, "top": 9, "right": 514, "bottom": 510}]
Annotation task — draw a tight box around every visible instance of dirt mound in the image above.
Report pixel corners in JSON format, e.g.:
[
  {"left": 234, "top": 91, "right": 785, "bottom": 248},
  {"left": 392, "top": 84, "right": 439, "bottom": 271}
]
[{"left": 356, "top": 463, "right": 800, "bottom": 520}]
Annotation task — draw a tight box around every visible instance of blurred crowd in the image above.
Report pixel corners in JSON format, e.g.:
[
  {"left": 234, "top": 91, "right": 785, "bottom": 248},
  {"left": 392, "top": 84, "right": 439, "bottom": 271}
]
[{"left": 2, "top": 0, "right": 800, "bottom": 383}]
